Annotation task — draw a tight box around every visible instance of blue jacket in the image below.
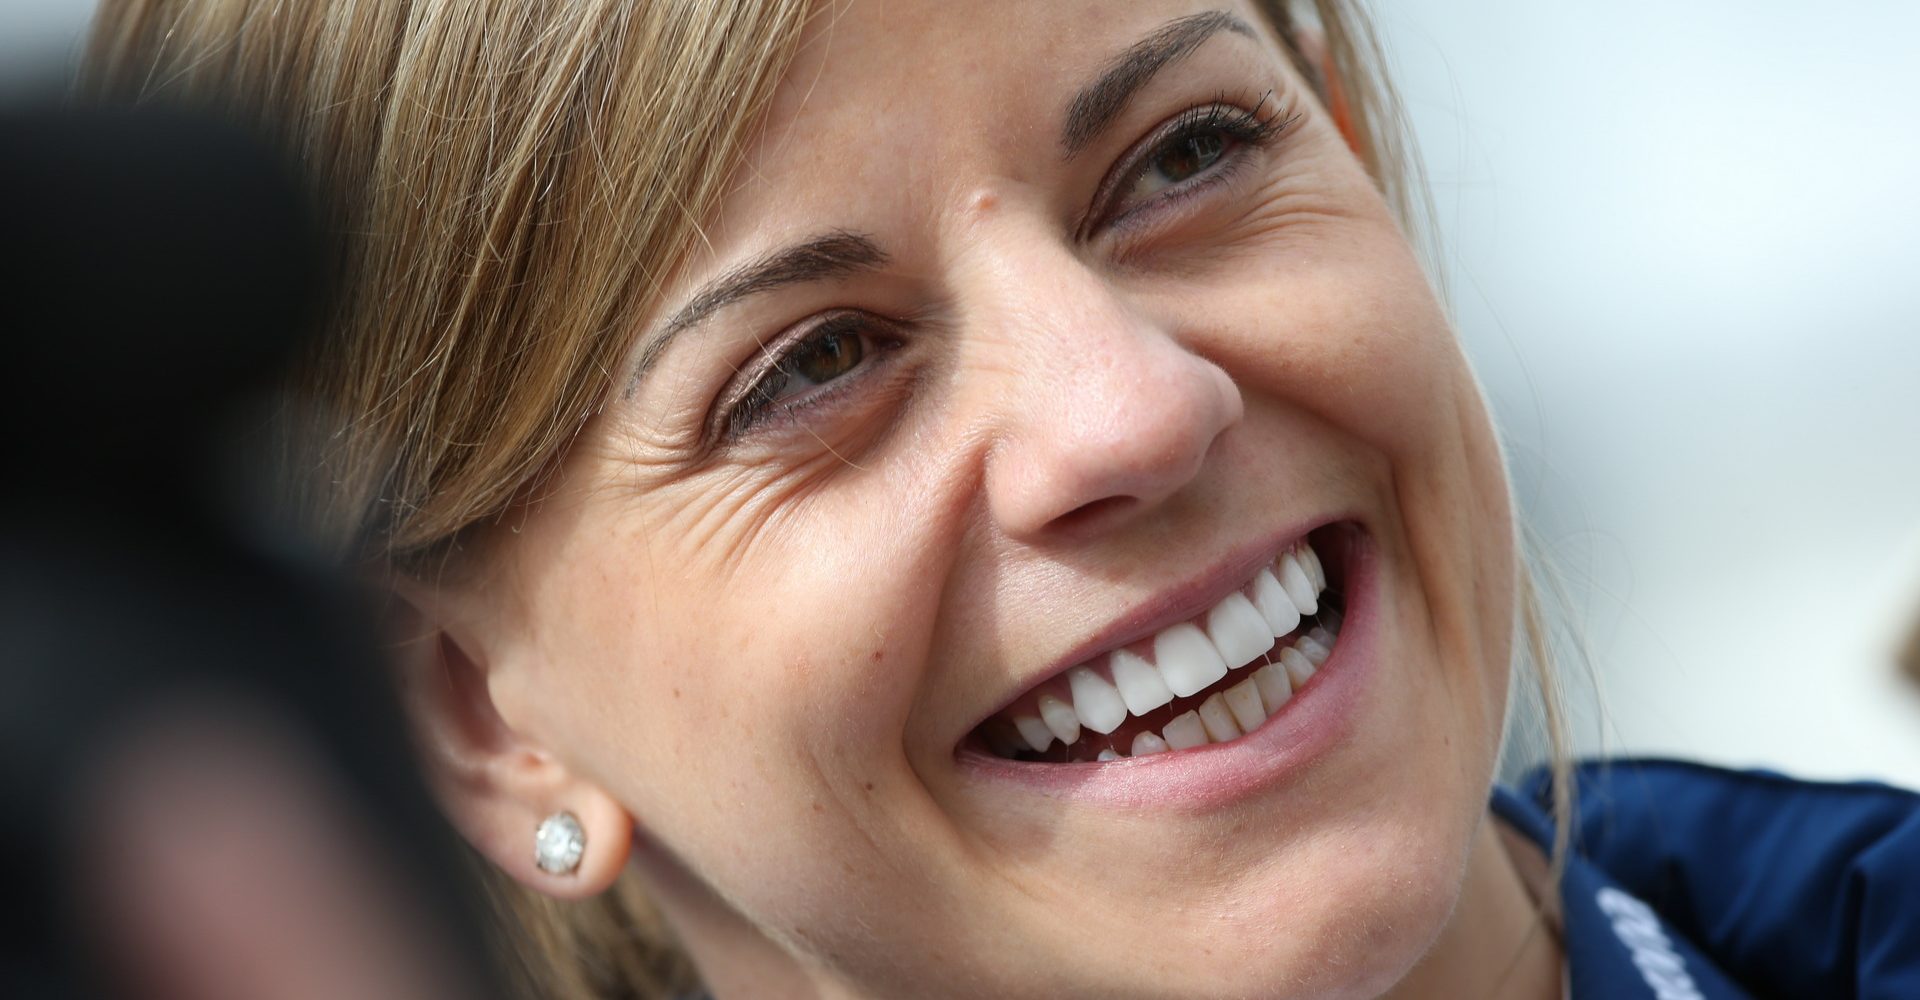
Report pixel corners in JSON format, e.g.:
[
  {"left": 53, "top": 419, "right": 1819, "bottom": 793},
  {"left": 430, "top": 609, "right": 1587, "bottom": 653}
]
[{"left": 1495, "top": 759, "right": 1920, "bottom": 999}]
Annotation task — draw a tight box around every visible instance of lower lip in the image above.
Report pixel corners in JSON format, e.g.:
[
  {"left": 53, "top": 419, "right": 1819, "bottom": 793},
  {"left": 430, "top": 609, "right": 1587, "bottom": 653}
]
[{"left": 955, "top": 531, "right": 1379, "bottom": 812}]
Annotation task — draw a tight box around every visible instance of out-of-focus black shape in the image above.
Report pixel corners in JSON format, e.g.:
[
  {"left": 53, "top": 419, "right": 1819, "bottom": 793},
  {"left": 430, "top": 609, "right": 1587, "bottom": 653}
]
[
  {"left": 1, "top": 106, "right": 322, "bottom": 480},
  {"left": 0, "top": 105, "right": 503, "bottom": 999}
]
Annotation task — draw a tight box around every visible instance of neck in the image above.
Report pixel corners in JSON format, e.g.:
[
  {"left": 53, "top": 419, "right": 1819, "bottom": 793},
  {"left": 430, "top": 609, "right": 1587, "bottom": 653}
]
[
  {"left": 1383, "top": 813, "right": 1563, "bottom": 1000},
  {"left": 628, "top": 840, "right": 837, "bottom": 1000}
]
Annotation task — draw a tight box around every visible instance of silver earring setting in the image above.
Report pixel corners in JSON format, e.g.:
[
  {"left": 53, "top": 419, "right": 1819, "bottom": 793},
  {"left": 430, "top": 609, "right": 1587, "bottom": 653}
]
[{"left": 534, "top": 811, "right": 586, "bottom": 875}]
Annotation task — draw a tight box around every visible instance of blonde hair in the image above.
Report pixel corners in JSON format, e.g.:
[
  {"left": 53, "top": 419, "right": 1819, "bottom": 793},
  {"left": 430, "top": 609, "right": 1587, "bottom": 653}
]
[{"left": 85, "top": 1, "right": 1569, "bottom": 996}]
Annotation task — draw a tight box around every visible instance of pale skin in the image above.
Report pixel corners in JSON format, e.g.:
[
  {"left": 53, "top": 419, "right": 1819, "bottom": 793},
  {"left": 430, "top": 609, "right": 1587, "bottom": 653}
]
[{"left": 397, "top": 1, "right": 1562, "bottom": 996}]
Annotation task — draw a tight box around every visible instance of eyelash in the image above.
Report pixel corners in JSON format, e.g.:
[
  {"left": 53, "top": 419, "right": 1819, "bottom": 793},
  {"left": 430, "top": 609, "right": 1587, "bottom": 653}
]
[
  {"left": 713, "top": 94, "right": 1297, "bottom": 444},
  {"left": 1092, "top": 91, "right": 1297, "bottom": 233}
]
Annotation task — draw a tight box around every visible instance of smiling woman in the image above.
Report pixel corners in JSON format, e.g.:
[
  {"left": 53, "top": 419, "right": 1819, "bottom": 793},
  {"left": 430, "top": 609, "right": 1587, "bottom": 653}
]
[{"left": 80, "top": 1, "right": 1919, "bottom": 999}]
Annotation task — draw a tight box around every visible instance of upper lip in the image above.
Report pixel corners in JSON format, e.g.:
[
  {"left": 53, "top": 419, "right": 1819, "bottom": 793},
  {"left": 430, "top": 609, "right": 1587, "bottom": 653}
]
[{"left": 963, "top": 519, "right": 1338, "bottom": 738}]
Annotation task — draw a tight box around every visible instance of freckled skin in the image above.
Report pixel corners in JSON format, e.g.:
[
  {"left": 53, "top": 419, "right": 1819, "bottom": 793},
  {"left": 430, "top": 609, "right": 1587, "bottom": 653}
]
[{"left": 445, "top": 1, "right": 1533, "bottom": 997}]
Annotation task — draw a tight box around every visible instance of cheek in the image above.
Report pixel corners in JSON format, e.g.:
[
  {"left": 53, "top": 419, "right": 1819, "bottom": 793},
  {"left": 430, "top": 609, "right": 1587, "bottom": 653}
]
[
  {"left": 498, "top": 449, "right": 972, "bottom": 930},
  {"left": 1164, "top": 149, "right": 1476, "bottom": 472},
  {"left": 1189, "top": 213, "right": 1517, "bottom": 729},
  {"left": 1191, "top": 211, "right": 1496, "bottom": 505}
]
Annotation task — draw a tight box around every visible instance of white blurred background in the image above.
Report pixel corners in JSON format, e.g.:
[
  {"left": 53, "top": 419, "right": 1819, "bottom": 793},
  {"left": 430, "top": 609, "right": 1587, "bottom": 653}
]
[
  {"left": 9, "top": 1, "right": 1918, "bottom": 787},
  {"left": 1375, "top": 1, "right": 1920, "bottom": 787}
]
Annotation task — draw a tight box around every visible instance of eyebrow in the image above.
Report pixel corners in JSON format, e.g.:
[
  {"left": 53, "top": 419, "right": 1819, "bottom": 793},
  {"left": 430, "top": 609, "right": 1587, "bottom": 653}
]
[
  {"left": 1061, "top": 10, "right": 1256, "bottom": 158},
  {"left": 625, "top": 230, "right": 888, "bottom": 395}
]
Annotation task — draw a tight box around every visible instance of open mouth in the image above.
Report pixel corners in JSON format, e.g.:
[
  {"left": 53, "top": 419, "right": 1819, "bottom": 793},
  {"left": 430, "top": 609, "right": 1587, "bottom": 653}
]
[{"left": 970, "top": 523, "right": 1357, "bottom": 764}]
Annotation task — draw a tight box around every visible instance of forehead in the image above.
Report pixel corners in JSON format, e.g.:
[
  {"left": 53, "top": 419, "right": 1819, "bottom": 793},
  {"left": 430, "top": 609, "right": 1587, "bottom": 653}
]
[{"left": 685, "top": 0, "right": 1277, "bottom": 266}]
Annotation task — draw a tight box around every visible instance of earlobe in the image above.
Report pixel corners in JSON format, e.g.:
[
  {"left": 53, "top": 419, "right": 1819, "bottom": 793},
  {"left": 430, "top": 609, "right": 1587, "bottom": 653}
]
[
  {"left": 1296, "top": 29, "right": 1363, "bottom": 156},
  {"left": 382, "top": 582, "right": 634, "bottom": 900},
  {"left": 1326, "top": 72, "right": 1361, "bottom": 156},
  {"left": 523, "top": 793, "right": 633, "bottom": 899}
]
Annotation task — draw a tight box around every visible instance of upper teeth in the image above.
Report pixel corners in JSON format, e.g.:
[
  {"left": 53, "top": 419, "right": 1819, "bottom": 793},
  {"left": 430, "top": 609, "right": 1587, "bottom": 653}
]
[{"left": 995, "top": 541, "right": 1336, "bottom": 759}]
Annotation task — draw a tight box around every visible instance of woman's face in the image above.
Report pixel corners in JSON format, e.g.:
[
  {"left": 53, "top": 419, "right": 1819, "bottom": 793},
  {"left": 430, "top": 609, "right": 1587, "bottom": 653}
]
[{"left": 471, "top": 1, "right": 1516, "bottom": 995}]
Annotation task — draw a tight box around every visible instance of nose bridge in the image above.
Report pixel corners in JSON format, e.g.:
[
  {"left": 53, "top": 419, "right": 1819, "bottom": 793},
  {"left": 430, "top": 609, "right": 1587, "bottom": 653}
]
[{"left": 961, "top": 224, "right": 1244, "bottom": 542}]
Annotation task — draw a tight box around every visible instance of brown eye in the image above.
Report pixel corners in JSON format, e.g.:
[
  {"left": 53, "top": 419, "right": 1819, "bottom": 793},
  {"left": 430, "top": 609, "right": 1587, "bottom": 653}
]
[
  {"left": 790, "top": 327, "right": 865, "bottom": 384},
  {"left": 725, "top": 316, "right": 886, "bottom": 436},
  {"left": 1152, "top": 131, "right": 1228, "bottom": 186},
  {"left": 1116, "top": 123, "right": 1241, "bottom": 213}
]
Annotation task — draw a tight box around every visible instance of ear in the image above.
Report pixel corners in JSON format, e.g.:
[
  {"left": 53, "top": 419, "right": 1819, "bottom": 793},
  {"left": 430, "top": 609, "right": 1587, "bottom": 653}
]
[
  {"left": 1294, "top": 27, "right": 1362, "bottom": 156},
  {"left": 382, "top": 580, "right": 631, "bottom": 901}
]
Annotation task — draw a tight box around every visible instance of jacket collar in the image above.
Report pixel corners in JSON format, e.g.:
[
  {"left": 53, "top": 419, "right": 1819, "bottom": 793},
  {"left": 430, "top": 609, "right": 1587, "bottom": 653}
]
[{"left": 1490, "top": 787, "right": 1754, "bottom": 999}]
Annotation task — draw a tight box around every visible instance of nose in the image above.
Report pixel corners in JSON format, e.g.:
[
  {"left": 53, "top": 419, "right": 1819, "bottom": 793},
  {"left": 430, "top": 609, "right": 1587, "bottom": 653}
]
[{"left": 979, "top": 251, "right": 1244, "bottom": 543}]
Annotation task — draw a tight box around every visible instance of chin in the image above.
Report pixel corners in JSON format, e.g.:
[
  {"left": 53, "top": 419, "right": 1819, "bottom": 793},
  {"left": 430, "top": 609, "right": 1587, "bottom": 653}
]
[
  {"left": 915, "top": 516, "right": 1500, "bottom": 997},
  {"left": 1135, "top": 772, "right": 1483, "bottom": 999}
]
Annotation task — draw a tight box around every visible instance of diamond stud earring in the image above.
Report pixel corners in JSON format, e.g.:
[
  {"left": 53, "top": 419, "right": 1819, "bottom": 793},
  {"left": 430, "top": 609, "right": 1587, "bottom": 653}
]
[{"left": 534, "top": 811, "right": 586, "bottom": 875}]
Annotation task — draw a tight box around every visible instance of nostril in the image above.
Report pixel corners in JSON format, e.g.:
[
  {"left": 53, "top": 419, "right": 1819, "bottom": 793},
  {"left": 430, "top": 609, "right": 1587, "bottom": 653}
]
[{"left": 1050, "top": 495, "right": 1140, "bottom": 534}]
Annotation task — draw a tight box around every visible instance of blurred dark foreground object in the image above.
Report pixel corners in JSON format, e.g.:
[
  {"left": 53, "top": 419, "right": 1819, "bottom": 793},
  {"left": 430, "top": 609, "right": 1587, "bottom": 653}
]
[{"left": 0, "top": 106, "right": 502, "bottom": 1000}]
